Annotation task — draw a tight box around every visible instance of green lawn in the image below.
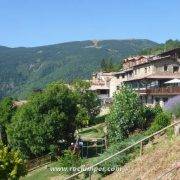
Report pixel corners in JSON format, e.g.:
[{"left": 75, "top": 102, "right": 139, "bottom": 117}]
[
  {"left": 78, "top": 123, "right": 106, "bottom": 140},
  {"left": 22, "top": 161, "right": 67, "bottom": 180}
]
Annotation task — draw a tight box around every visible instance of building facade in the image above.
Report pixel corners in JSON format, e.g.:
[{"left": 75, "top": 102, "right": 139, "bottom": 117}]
[{"left": 90, "top": 48, "right": 180, "bottom": 107}]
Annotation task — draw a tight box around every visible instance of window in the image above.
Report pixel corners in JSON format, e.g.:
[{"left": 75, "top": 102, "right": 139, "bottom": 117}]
[
  {"left": 173, "top": 66, "right": 179, "bottom": 73},
  {"left": 100, "top": 89, "right": 109, "bottom": 95},
  {"left": 164, "top": 65, "right": 168, "bottom": 72},
  {"left": 122, "top": 74, "right": 125, "bottom": 79},
  {"left": 129, "top": 72, "right": 132, "bottom": 78},
  {"left": 144, "top": 67, "right": 147, "bottom": 73},
  {"left": 134, "top": 69, "right": 137, "bottom": 75}
]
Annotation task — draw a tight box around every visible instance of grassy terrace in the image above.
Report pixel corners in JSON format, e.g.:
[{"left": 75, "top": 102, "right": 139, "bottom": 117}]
[{"left": 78, "top": 123, "right": 106, "bottom": 140}]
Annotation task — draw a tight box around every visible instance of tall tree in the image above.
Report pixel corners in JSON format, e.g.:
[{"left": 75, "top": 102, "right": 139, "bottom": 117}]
[
  {"left": 108, "top": 58, "right": 114, "bottom": 72},
  {"left": 7, "top": 82, "right": 88, "bottom": 158},
  {"left": 100, "top": 58, "right": 119, "bottom": 72},
  {"left": 72, "top": 79, "right": 100, "bottom": 124},
  {"left": 106, "top": 86, "right": 144, "bottom": 142},
  {"left": 101, "top": 58, "right": 107, "bottom": 72}
]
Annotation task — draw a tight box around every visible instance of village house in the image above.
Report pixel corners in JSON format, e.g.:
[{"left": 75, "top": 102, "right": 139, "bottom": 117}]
[
  {"left": 90, "top": 48, "right": 180, "bottom": 107},
  {"left": 89, "top": 72, "right": 118, "bottom": 105}
]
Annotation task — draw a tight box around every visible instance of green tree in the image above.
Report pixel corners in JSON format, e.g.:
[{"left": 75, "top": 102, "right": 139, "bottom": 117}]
[
  {"left": 7, "top": 82, "right": 87, "bottom": 158},
  {"left": 0, "top": 97, "right": 16, "bottom": 145},
  {"left": 108, "top": 58, "right": 114, "bottom": 72},
  {"left": 100, "top": 58, "right": 115, "bottom": 72},
  {"left": 101, "top": 58, "right": 107, "bottom": 72},
  {"left": 100, "top": 58, "right": 121, "bottom": 72},
  {"left": 106, "top": 86, "right": 144, "bottom": 142},
  {"left": 0, "top": 144, "right": 27, "bottom": 180},
  {"left": 72, "top": 79, "right": 100, "bottom": 125}
]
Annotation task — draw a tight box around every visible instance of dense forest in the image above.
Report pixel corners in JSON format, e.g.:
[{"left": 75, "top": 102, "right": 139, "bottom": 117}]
[
  {"left": 141, "top": 39, "right": 180, "bottom": 55},
  {"left": 0, "top": 39, "right": 157, "bottom": 98}
]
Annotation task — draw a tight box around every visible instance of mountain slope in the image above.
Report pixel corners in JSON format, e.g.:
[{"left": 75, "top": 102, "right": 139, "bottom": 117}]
[{"left": 0, "top": 39, "right": 157, "bottom": 98}]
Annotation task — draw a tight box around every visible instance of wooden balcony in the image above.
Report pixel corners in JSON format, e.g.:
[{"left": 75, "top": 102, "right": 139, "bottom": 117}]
[{"left": 138, "top": 86, "right": 180, "bottom": 95}]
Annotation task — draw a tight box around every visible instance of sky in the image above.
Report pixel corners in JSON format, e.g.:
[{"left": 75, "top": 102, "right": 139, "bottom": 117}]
[{"left": 0, "top": 0, "right": 180, "bottom": 47}]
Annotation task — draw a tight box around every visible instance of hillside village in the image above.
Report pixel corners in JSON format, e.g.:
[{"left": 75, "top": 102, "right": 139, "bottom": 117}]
[
  {"left": 1, "top": 1, "right": 180, "bottom": 179},
  {"left": 90, "top": 48, "right": 180, "bottom": 107}
]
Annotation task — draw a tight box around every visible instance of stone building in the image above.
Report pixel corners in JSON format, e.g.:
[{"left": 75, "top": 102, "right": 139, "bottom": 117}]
[{"left": 90, "top": 48, "right": 180, "bottom": 107}]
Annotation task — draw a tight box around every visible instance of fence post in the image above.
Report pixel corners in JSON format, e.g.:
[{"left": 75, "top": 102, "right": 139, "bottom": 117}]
[
  {"left": 105, "top": 135, "right": 108, "bottom": 150},
  {"left": 89, "top": 170, "right": 92, "bottom": 180},
  {"left": 140, "top": 141, "right": 143, "bottom": 156},
  {"left": 173, "top": 116, "right": 180, "bottom": 136}
]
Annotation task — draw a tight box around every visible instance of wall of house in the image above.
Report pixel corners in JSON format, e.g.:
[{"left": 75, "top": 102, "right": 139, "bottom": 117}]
[
  {"left": 109, "top": 76, "right": 123, "bottom": 97},
  {"left": 121, "top": 57, "right": 180, "bottom": 82},
  {"left": 133, "top": 64, "right": 154, "bottom": 79},
  {"left": 153, "top": 58, "right": 180, "bottom": 73},
  {"left": 120, "top": 64, "right": 153, "bottom": 82}
]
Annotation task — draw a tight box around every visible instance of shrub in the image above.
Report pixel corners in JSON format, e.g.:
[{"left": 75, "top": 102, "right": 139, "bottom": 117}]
[
  {"left": 92, "top": 133, "right": 146, "bottom": 176},
  {"left": 141, "top": 105, "right": 163, "bottom": 129},
  {"left": 147, "top": 111, "right": 172, "bottom": 135},
  {"left": 58, "top": 150, "right": 82, "bottom": 174},
  {"left": 97, "top": 141, "right": 132, "bottom": 176},
  {"left": 0, "top": 144, "right": 27, "bottom": 179}
]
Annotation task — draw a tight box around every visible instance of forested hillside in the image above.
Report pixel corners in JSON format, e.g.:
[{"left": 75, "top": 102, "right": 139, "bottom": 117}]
[
  {"left": 0, "top": 39, "right": 157, "bottom": 98},
  {"left": 141, "top": 39, "right": 180, "bottom": 55}
]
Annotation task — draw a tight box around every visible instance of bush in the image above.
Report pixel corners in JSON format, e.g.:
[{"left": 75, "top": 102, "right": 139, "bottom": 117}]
[
  {"left": 92, "top": 133, "right": 146, "bottom": 176},
  {"left": 147, "top": 111, "right": 172, "bottom": 135},
  {"left": 141, "top": 105, "right": 163, "bottom": 130},
  {"left": 97, "top": 141, "right": 132, "bottom": 176},
  {"left": 58, "top": 150, "right": 82, "bottom": 174},
  {"left": 0, "top": 144, "right": 27, "bottom": 179}
]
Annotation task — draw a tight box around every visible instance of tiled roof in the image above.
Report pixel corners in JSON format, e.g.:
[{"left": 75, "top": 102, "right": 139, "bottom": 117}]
[{"left": 123, "top": 73, "right": 180, "bottom": 82}]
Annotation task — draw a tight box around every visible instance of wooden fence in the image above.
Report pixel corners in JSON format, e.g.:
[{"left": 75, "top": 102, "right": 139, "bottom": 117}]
[
  {"left": 27, "top": 154, "right": 52, "bottom": 171},
  {"left": 65, "top": 120, "right": 180, "bottom": 180}
]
